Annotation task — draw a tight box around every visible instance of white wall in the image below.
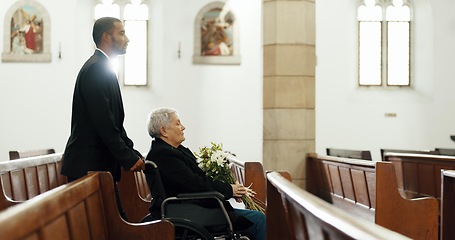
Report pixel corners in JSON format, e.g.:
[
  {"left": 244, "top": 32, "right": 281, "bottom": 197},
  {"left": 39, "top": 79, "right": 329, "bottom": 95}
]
[
  {"left": 3, "top": 0, "right": 453, "bottom": 164},
  {"left": 316, "top": 0, "right": 455, "bottom": 161},
  {"left": 0, "top": 0, "right": 263, "bottom": 162}
]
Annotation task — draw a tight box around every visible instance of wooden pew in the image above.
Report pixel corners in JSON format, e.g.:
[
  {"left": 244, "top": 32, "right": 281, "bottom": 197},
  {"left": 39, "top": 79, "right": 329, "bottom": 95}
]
[
  {"left": 228, "top": 155, "right": 267, "bottom": 207},
  {"left": 2, "top": 151, "right": 151, "bottom": 223},
  {"left": 375, "top": 160, "right": 438, "bottom": 240},
  {"left": 380, "top": 148, "right": 437, "bottom": 161},
  {"left": 227, "top": 154, "right": 291, "bottom": 211},
  {"left": 326, "top": 148, "right": 372, "bottom": 160},
  {"left": 0, "top": 152, "right": 66, "bottom": 210},
  {"left": 383, "top": 152, "right": 455, "bottom": 200},
  {"left": 266, "top": 171, "right": 411, "bottom": 240},
  {"left": 306, "top": 153, "right": 438, "bottom": 240},
  {"left": 9, "top": 148, "right": 56, "bottom": 160},
  {"left": 306, "top": 153, "right": 376, "bottom": 221},
  {"left": 435, "top": 148, "right": 455, "bottom": 156},
  {"left": 117, "top": 170, "right": 151, "bottom": 222},
  {"left": 0, "top": 171, "right": 174, "bottom": 240},
  {"left": 441, "top": 170, "right": 455, "bottom": 240}
]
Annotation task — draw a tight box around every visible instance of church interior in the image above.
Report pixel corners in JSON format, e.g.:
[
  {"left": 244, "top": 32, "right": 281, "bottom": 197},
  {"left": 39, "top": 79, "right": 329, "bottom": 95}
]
[{"left": 1, "top": 0, "right": 455, "bottom": 238}]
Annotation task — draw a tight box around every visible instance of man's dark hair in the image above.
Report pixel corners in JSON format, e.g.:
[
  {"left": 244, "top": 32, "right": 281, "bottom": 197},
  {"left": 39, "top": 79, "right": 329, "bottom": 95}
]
[{"left": 92, "top": 17, "right": 122, "bottom": 47}]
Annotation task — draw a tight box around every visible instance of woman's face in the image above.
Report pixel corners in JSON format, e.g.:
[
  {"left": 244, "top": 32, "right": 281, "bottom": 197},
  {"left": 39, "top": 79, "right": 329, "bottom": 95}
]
[{"left": 162, "top": 113, "right": 186, "bottom": 148}]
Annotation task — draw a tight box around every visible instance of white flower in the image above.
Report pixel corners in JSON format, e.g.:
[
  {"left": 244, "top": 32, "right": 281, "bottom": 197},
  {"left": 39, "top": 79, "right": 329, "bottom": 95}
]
[{"left": 211, "top": 151, "right": 227, "bottom": 166}]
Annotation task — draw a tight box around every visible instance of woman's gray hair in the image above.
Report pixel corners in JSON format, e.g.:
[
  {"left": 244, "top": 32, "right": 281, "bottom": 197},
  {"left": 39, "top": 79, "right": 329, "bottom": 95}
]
[{"left": 147, "top": 107, "right": 178, "bottom": 138}]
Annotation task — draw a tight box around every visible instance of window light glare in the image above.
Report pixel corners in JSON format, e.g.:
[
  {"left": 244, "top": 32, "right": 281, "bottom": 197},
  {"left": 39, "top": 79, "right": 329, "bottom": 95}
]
[
  {"left": 358, "top": 0, "right": 411, "bottom": 87},
  {"left": 95, "top": 0, "right": 149, "bottom": 86}
]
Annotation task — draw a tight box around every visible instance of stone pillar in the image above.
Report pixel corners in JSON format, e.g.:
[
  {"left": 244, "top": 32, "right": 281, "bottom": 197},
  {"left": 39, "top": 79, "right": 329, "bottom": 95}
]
[{"left": 263, "top": 0, "right": 315, "bottom": 189}]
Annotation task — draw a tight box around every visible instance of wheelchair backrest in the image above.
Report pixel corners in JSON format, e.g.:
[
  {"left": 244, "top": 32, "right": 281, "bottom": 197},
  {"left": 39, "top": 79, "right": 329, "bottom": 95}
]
[{"left": 144, "top": 160, "right": 167, "bottom": 218}]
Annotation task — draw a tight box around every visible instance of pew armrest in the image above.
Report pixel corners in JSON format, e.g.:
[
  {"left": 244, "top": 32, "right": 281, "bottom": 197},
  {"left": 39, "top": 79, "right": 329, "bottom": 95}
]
[{"left": 375, "top": 162, "right": 438, "bottom": 240}]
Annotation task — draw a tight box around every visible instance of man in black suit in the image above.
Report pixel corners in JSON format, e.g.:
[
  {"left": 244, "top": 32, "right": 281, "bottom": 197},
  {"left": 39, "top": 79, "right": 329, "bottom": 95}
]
[{"left": 62, "top": 17, "right": 145, "bottom": 220}]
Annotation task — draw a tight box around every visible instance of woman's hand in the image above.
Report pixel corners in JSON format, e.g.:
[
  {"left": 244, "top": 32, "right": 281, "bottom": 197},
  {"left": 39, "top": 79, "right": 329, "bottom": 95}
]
[
  {"left": 231, "top": 183, "right": 257, "bottom": 197},
  {"left": 231, "top": 183, "right": 247, "bottom": 198}
]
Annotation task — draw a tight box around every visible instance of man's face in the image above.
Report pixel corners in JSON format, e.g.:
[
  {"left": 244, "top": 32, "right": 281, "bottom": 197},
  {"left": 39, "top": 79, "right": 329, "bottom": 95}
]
[{"left": 110, "top": 21, "right": 129, "bottom": 55}]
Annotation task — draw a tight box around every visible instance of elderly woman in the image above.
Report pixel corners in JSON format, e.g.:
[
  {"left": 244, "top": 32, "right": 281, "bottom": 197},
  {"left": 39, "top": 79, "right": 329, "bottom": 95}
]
[{"left": 146, "top": 107, "right": 265, "bottom": 240}]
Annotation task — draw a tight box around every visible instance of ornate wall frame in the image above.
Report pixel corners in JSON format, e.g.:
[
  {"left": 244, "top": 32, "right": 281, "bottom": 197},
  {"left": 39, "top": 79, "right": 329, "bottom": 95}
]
[
  {"left": 2, "top": 0, "right": 51, "bottom": 62},
  {"left": 193, "top": 1, "right": 240, "bottom": 65}
]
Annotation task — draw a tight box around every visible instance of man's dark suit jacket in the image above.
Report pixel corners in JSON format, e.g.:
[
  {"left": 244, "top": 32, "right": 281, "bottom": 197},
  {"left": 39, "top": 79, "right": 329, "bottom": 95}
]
[{"left": 62, "top": 50, "right": 141, "bottom": 182}]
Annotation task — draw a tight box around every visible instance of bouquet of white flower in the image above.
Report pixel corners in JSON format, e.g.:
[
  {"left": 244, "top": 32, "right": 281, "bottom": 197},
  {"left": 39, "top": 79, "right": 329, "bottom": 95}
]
[{"left": 195, "top": 142, "right": 264, "bottom": 212}]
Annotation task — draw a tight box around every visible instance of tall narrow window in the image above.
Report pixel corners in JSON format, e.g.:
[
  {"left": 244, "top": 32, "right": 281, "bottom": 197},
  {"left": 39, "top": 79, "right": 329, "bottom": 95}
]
[
  {"left": 358, "top": 0, "right": 382, "bottom": 86},
  {"left": 386, "top": 0, "right": 410, "bottom": 86},
  {"left": 357, "top": 0, "right": 411, "bottom": 87},
  {"left": 94, "top": 0, "right": 149, "bottom": 86},
  {"left": 123, "top": 0, "right": 148, "bottom": 85}
]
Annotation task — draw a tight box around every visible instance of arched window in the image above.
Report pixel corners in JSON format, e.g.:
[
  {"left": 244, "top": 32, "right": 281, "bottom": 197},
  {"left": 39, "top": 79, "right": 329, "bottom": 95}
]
[
  {"left": 358, "top": 0, "right": 411, "bottom": 86},
  {"left": 386, "top": 0, "right": 410, "bottom": 86},
  {"left": 94, "top": 0, "right": 149, "bottom": 86}
]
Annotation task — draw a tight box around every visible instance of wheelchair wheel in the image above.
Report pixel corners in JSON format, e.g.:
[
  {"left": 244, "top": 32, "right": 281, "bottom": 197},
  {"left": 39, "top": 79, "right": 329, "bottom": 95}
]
[{"left": 168, "top": 218, "right": 214, "bottom": 240}]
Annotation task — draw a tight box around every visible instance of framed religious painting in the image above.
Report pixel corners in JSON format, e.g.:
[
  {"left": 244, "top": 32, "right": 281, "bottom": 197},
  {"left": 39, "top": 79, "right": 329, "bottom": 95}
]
[
  {"left": 193, "top": 2, "right": 240, "bottom": 65},
  {"left": 2, "top": 0, "right": 51, "bottom": 62}
]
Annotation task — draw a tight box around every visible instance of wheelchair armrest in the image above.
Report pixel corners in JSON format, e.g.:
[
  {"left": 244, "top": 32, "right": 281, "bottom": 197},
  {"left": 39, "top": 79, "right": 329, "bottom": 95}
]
[
  {"left": 176, "top": 191, "right": 225, "bottom": 201},
  {"left": 162, "top": 191, "right": 234, "bottom": 232}
]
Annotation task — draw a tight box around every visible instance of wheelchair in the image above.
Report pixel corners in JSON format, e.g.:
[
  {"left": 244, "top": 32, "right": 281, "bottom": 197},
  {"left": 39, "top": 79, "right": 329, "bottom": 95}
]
[{"left": 141, "top": 160, "right": 250, "bottom": 240}]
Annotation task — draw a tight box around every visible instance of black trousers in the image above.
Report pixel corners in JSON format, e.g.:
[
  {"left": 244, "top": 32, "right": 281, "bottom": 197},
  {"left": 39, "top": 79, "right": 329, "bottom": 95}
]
[{"left": 67, "top": 176, "right": 128, "bottom": 221}]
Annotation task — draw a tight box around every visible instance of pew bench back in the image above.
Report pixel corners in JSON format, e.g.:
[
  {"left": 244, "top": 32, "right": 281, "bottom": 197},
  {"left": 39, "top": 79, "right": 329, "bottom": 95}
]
[
  {"left": 228, "top": 154, "right": 292, "bottom": 211},
  {"left": 375, "top": 162, "right": 438, "bottom": 240},
  {"left": 1, "top": 151, "right": 151, "bottom": 223},
  {"left": 306, "top": 153, "right": 376, "bottom": 221},
  {"left": 0, "top": 152, "right": 66, "bottom": 210},
  {"left": 384, "top": 152, "right": 455, "bottom": 200},
  {"left": 435, "top": 148, "right": 455, "bottom": 156},
  {"left": 307, "top": 153, "right": 439, "bottom": 240},
  {"left": 0, "top": 171, "right": 174, "bottom": 240},
  {"left": 9, "top": 148, "right": 56, "bottom": 160},
  {"left": 117, "top": 170, "right": 151, "bottom": 222},
  {"left": 266, "top": 171, "right": 410, "bottom": 240},
  {"left": 326, "top": 148, "right": 372, "bottom": 160},
  {"left": 380, "top": 149, "right": 437, "bottom": 161},
  {"left": 228, "top": 155, "right": 267, "bottom": 205}
]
